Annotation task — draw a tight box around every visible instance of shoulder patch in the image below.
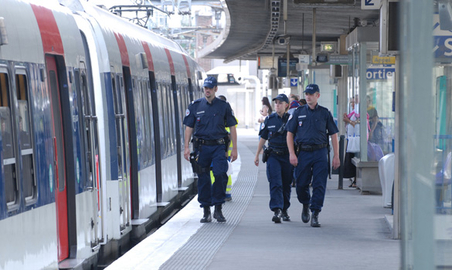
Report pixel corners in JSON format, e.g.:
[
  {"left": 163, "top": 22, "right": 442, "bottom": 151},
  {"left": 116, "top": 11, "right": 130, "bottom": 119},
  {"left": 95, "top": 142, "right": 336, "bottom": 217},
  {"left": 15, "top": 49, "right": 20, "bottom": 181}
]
[{"left": 185, "top": 109, "right": 190, "bottom": 116}]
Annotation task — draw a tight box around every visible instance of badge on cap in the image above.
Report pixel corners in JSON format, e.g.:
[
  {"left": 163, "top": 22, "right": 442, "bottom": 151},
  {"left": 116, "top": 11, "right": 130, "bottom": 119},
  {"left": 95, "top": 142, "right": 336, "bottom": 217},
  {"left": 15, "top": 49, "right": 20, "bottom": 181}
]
[{"left": 186, "top": 109, "right": 190, "bottom": 116}]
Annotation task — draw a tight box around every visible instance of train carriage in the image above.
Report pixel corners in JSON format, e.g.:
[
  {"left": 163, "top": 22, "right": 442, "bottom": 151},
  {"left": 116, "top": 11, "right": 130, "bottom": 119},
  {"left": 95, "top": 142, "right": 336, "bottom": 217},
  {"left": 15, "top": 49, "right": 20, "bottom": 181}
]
[{"left": 0, "top": 0, "right": 204, "bottom": 269}]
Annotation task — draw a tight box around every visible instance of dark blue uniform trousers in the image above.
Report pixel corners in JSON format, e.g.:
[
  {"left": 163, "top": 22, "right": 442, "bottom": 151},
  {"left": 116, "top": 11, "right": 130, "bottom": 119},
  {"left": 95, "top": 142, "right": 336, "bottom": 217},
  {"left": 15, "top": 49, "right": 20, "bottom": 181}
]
[
  {"left": 196, "top": 144, "right": 228, "bottom": 207},
  {"left": 266, "top": 153, "right": 292, "bottom": 211},
  {"left": 294, "top": 147, "right": 328, "bottom": 212}
]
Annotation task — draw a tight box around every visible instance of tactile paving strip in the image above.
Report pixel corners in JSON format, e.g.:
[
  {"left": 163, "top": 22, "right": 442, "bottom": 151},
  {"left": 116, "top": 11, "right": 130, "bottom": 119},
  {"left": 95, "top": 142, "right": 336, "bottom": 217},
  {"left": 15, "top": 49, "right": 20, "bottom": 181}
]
[{"left": 159, "top": 143, "right": 258, "bottom": 270}]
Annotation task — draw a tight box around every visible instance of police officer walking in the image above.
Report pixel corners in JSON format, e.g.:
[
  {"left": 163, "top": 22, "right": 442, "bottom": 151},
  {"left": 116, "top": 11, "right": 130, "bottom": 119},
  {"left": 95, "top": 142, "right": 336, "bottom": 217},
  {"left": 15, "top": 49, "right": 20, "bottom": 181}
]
[
  {"left": 286, "top": 84, "right": 340, "bottom": 227},
  {"left": 254, "top": 94, "right": 292, "bottom": 223},
  {"left": 183, "top": 77, "right": 238, "bottom": 223}
]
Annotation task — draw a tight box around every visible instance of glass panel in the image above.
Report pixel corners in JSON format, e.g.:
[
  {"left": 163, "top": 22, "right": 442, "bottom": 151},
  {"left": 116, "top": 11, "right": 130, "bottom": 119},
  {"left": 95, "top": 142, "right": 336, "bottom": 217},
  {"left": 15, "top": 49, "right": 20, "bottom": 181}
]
[
  {"left": 16, "top": 73, "right": 35, "bottom": 200},
  {"left": 0, "top": 72, "right": 17, "bottom": 205},
  {"left": 167, "top": 84, "right": 175, "bottom": 154},
  {"left": 147, "top": 81, "right": 155, "bottom": 165},
  {"left": 49, "top": 70, "right": 65, "bottom": 192},
  {"left": 81, "top": 73, "right": 94, "bottom": 188},
  {"left": 159, "top": 83, "right": 168, "bottom": 157}
]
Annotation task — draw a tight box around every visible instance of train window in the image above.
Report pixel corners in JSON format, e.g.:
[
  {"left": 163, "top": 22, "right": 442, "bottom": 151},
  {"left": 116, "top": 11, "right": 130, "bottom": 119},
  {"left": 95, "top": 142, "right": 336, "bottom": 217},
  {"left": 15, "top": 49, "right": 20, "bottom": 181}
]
[
  {"left": 48, "top": 70, "right": 66, "bottom": 192},
  {"left": 158, "top": 83, "right": 167, "bottom": 157},
  {"left": 146, "top": 81, "right": 155, "bottom": 165},
  {"left": 79, "top": 72, "right": 95, "bottom": 188},
  {"left": 168, "top": 83, "right": 176, "bottom": 155},
  {"left": 138, "top": 80, "right": 148, "bottom": 165},
  {"left": 165, "top": 84, "right": 173, "bottom": 155},
  {"left": 140, "top": 80, "right": 152, "bottom": 165},
  {"left": 112, "top": 76, "right": 122, "bottom": 178},
  {"left": 0, "top": 72, "right": 17, "bottom": 206},
  {"left": 179, "top": 85, "right": 186, "bottom": 144},
  {"left": 112, "top": 75, "right": 128, "bottom": 180},
  {"left": 15, "top": 72, "right": 36, "bottom": 201}
]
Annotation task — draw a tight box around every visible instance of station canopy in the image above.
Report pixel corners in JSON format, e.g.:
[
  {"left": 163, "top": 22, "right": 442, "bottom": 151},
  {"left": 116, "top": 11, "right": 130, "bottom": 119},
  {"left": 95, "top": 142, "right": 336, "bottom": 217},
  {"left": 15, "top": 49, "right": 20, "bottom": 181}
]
[{"left": 203, "top": 0, "right": 380, "bottom": 63}]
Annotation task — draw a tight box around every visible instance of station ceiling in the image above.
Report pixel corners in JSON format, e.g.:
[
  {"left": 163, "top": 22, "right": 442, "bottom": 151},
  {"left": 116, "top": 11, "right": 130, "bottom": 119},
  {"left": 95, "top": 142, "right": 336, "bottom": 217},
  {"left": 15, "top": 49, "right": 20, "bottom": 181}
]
[{"left": 203, "top": 0, "right": 380, "bottom": 63}]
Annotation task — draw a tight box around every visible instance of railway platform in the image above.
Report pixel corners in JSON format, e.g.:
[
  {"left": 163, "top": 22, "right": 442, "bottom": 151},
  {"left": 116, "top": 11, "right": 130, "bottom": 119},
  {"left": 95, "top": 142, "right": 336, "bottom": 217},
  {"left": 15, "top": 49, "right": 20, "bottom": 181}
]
[{"left": 106, "top": 128, "right": 400, "bottom": 270}]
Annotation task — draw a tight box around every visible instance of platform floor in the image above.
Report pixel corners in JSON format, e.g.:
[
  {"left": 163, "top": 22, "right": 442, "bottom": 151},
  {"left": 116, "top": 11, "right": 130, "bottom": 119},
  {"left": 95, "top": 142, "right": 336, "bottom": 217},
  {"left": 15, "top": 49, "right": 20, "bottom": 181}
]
[{"left": 106, "top": 129, "right": 400, "bottom": 270}]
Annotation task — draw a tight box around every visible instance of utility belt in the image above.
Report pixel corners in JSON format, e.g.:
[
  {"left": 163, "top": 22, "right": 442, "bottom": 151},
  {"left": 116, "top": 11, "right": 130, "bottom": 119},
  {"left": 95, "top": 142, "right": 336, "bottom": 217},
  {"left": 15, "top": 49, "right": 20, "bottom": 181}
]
[
  {"left": 193, "top": 137, "right": 228, "bottom": 148},
  {"left": 190, "top": 136, "right": 230, "bottom": 174},
  {"left": 262, "top": 146, "right": 288, "bottom": 163},
  {"left": 269, "top": 147, "right": 288, "bottom": 155},
  {"left": 296, "top": 143, "right": 328, "bottom": 153}
]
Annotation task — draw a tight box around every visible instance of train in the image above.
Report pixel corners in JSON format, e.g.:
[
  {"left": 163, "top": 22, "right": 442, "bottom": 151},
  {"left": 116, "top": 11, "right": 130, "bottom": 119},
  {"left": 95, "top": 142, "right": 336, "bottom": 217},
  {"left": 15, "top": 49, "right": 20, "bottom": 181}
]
[{"left": 0, "top": 0, "right": 204, "bottom": 269}]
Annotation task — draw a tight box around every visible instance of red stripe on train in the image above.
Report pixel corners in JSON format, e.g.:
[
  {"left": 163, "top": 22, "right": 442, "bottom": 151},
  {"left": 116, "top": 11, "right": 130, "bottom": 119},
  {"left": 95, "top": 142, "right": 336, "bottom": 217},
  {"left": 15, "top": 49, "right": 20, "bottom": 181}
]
[
  {"left": 141, "top": 41, "right": 155, "bottom": 72},
  {"left": 164, "top": 48, "right": 175, "bottom": 76},
  {"left": 31, "top": 4, "right": 64, "bottom": 55},
  {"left": 114, "top": 32, "right": 130, "bottom": 66},
  {"left": 182, "top": 55, "right": 191, "bottom": 78}
]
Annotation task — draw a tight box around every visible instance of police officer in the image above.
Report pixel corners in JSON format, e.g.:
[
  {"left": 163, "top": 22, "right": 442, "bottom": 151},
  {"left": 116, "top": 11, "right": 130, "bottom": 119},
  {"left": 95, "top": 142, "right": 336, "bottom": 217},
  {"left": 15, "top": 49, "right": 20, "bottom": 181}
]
[
  {"left": 254, "top": 94, "right": 292, "bottom": 223},
  {"left": 210, "top": 95, "right": 237, "bottom": 201},
  {"left": 286, "top": 84, "right": 340, "bottom": 227},
  {"left": 183, "top": 77, "right": 238, "bottom": 223}
]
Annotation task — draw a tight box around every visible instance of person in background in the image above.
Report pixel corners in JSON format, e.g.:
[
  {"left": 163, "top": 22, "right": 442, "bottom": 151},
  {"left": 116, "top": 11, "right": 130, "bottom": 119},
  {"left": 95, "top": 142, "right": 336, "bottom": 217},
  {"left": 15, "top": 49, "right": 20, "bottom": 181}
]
[
  {"left": 288, "top": 94, "right": 300, "bottom": 115},
  {"left": 183, "top": 77, "right": 238, "bottom": 223},
  {"left": 254, "top": 94, "right": 292, "bottom": 223},
  {"left": 288, "top": 95, "right": 304, "bottom": 187},
  {"left": 286, "top": 84, "right": 340, "bottom": 227},
  {"left": 367, "top": 95, "right": 385, "bottom": 151},
  {"left": 211, "top": 95, "right": 237, "bottom": 201},
  {"left": 258, "top": 97, "right": 273, "bottom": 133},
  {"left": 342, "top": 96, "right": 359, "bottom": 188}
]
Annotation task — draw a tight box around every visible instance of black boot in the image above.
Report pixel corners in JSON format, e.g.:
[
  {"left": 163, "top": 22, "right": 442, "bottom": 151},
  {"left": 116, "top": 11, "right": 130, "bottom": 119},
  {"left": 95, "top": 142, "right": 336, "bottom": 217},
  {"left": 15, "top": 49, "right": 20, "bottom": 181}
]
[
  {"left": 213, "top": 204, "right": 226, "bottom": 222},
  {"left": 282, "top": 209, "right": 291, "bottom": 221},
  {"left": 200, "top": 206, "right": 212, "bottom": 223},
  {"left": 301, "top": 204, "right": 310, "bottom": 223},
  {"left": 272, "top": 209, "right": 282, "bottom": 223},
  {"left": 311, "top": 211, "right": 321, "bottom": 227}
]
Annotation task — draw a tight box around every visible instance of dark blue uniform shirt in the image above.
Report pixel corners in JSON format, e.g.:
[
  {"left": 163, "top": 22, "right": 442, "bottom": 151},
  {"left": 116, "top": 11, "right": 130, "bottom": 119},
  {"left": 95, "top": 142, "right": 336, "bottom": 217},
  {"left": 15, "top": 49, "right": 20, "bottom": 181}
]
[
  {"left": 259, "top": 112, "right": 289, "bottom": 150},
  {"left": 183, "top": 97, "right": 237, "bottom": 140},
  {"left": 286, "top": 104, "right": 338, "bottom": 145}
]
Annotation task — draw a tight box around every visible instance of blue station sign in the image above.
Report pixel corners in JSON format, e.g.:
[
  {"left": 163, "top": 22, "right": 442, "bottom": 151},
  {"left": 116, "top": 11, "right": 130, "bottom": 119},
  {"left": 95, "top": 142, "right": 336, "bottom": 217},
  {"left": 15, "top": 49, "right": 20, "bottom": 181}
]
[
  {"left": 434, "top": 13, "right": 452, "bottom": 60},
  {"left": 366, "top": 68, "right": 395, "bottom": 80}
]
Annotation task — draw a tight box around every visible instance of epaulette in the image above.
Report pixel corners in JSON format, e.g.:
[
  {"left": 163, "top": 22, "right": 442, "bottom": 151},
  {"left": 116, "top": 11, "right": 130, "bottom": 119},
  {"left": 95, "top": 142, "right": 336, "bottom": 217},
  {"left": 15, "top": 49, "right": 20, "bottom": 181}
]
[
  {"left": 267, "top": 112, "right": 278, "bottom": 119},
  {"left": 318, "top": 104, "right": 329, "bottom": 112},
  {"left": 216, "top": 97, "right": 227, "bottom": 103}
]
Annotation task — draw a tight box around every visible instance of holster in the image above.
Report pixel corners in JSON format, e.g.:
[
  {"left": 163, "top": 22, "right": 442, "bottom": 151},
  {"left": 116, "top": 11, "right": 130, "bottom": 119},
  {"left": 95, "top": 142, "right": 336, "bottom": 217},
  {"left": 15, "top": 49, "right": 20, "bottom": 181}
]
[
  {"left": 189, "top": 151, "right": 209, "bottom": 174},
  {"left": 262, "top": 146, "right": 272, "bottom": 163},
  {"left": 189, "top": 151, "right": 200, "bottom": 174},
  {"left": 224, "top": 136, "right": 231, "bottom": 152}
]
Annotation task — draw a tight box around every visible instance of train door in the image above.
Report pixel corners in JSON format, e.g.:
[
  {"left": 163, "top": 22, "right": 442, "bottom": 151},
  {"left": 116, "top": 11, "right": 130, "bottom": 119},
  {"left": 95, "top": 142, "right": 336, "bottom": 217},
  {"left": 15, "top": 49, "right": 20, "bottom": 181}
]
[
  {"left": 149, "top": 72, "right": 162, "bottom": 200},
  {"left": 122, "top": 67, "right": 139, "bottom": 218},
  {"left": 77, "top": 62, "right": 102, "bottom": 248},
  {"left": 171, "top": 77, "right": 182, "bottom": 187},
  {"left": 45, "top": 55, "right": 68, "bottom": 261},
  {"left": 112, "top": 74, "right": 130, "bottom": 230}
]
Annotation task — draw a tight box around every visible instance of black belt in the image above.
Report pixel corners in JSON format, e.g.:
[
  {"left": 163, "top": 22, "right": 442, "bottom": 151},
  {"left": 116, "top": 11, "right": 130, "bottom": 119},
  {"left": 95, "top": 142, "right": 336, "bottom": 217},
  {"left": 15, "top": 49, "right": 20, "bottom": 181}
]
[
  {"left": 194, "top": 138, "right": 227, "bottom": 146},
  {"left": 269, "top": 147, "right": 288, "bottom": 155},
  {"left": 297, "top": 143, "right": 327, "bottom": 152}
]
